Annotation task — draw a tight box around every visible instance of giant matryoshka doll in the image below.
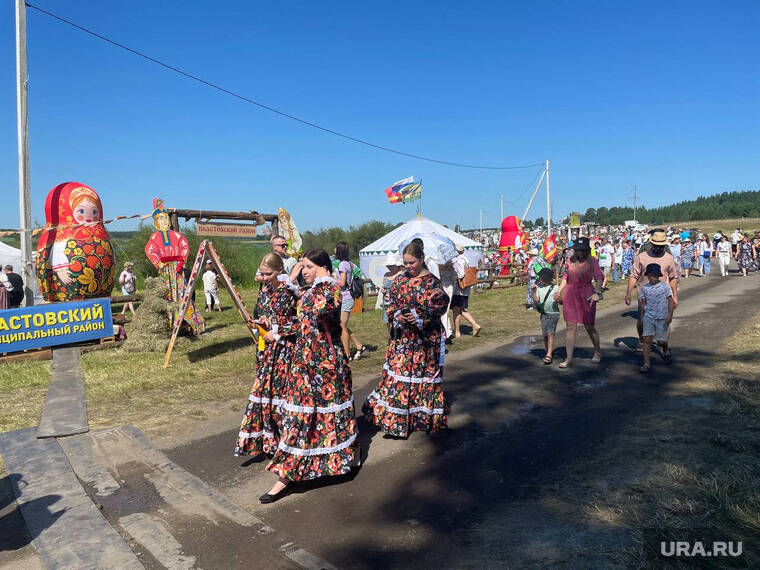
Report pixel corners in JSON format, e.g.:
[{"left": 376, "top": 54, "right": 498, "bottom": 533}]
[
  {"left": 498, "top": 215, "right": 524, "bottom": 276},
  {"left": 35, "top": 182, "right": 116, "bottom": 301}
]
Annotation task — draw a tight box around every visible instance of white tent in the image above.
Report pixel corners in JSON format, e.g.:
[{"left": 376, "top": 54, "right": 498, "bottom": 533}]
[
  {"left": 359, "top": 216, "right": 484, "bottom": 287},
  {"left": 0, "top": 241, "right": 21, "bottom": 271},
  {"left": 0, "top": 241, "right": 44, "bottom": 305}
]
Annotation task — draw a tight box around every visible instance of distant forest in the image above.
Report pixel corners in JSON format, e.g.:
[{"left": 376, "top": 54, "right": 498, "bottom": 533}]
[{"left": 565, "top": 190, "right": 760, "bottom": 226}]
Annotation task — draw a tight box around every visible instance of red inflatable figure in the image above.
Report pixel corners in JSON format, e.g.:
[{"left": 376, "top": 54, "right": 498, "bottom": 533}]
[{"left": 498, "top": 216, "right": 524, "bottom": 276}]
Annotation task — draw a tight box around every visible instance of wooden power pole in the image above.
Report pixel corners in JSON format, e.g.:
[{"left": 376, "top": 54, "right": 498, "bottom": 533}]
[{"left": 16, "top": 0, "right": 34, "bottom": 306}]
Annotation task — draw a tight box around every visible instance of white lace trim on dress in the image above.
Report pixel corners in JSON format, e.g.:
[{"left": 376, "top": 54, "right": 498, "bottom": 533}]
[
  {"left": 248, "top": 394, "right": 354, "bottom": 414},
  {"left": 276, "top": 432, "right": 357, "bottom": 456},
  {"left": 383, "top": 363, "right": 441, "bottom": 384},
  {"left": 366, "top": 391, "right": 445, "bottom": 416}
]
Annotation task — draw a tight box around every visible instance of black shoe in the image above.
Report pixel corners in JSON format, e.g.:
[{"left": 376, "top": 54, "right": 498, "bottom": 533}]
[{"left": 259, "top": 487, "right": 289, "bottom": 504}]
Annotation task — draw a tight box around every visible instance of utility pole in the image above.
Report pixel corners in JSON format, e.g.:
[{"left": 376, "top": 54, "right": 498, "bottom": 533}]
[
  {"left": 630, "top": 185, "right": 639, "bottom": 223},
  {"left": 16, "top": 0, "right": 34, "bottom": 306},
  {"left": 479, "top": 209, "right": 483, "bottom": 234},
  {"left": 500, "top": 194, "right": 503, "bottom": 221},
  {"left": 545, "top": 159, "right": 551, "bottom": 234}
]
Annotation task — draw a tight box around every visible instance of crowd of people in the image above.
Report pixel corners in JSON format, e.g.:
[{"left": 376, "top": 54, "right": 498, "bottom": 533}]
[{"left": 226, "top": 220, "right": 759, "bottom": 502}]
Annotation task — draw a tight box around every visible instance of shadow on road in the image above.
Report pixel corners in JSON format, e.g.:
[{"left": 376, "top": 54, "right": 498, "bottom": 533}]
[
  {"left": 325, "top": 342, "right": 760, "bottom": 568},
  {"left": 0, "top": 474, "right": 64, "bottom": 552}
]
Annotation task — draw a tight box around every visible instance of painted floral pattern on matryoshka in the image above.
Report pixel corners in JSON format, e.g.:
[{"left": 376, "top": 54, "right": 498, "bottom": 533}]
[{"left": 35, "top": 182, "right": 116, "bottom": 301}]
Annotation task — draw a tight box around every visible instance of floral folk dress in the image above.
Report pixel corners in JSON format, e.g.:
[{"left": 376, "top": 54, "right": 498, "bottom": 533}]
[
  {"left": 363, "top": 272, "right": 450, "bottom": 437},
  {"left": 266, "top": 277, "right": 357, "bottom": 481},
  {"left": 737, "top": 242, "right": 754, "bottom": 271},
  {"left": 235, "top": 275, "right": 298, "bottom": 457}
]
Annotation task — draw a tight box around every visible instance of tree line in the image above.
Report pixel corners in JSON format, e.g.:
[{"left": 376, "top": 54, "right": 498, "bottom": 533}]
[
  {"left": 563, "top": 190, "right": 760, "bottom": 226},
  {"left": 301, "top": 220, "right": 400, "bottom": 262}
]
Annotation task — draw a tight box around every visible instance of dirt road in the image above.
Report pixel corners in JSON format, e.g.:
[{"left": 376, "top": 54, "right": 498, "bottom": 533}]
[{"left": 3, "top": 273, "right": 758, "bottom": 569}]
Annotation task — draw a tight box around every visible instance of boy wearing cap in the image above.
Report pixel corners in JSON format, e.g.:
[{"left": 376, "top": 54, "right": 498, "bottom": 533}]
[
  {"left": 532, "top": 268, "right": 561, "bottom": 365},
  {"left": 639, "top": 263, "right": 675, "bottom": 373}
]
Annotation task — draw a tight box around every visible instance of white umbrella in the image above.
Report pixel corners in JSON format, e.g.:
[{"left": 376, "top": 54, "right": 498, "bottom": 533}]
[{"left": 399, "top": 232, "right": 457, "bottom": 265}]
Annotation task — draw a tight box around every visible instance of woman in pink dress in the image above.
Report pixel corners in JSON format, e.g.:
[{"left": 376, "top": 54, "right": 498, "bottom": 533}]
[{"left": 554, "top": 237, "right": 604, "bottom": 368}]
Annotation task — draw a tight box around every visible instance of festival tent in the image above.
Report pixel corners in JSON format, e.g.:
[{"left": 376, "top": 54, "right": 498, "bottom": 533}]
[
  {"left": 0, "top": 241, "right": 44, "bottom": 305},
  {"left": 359, "top": 216, "right": 484, "bottom": 287}
]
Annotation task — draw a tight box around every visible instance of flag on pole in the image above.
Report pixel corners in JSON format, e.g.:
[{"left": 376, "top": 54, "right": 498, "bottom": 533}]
[
  {"left": 400, "top": 182, "right": 422, "bottom": 203},
  {"left": 384, "top": 176, "right": 414, "bottom": 204},
  {"left": 542, "top": 234, "right": 558, "bottom": 261}
]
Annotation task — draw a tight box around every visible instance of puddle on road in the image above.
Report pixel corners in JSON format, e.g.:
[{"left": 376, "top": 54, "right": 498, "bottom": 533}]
[
  {"left": 509, "top": 336, "right": 541, "bottom": 356},
  {"left": 571, "top": 376, "right": 610, "bottom": 391}
]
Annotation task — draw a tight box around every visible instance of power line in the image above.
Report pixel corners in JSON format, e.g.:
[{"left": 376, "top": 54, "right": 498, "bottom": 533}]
[{"left": 26, "top": 2, "right": 544, "bottom": 171}]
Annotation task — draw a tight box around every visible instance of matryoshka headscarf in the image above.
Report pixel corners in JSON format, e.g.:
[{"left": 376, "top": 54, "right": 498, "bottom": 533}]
[{"left": 37, "top": 182, "right": 109, "bottom": 250}]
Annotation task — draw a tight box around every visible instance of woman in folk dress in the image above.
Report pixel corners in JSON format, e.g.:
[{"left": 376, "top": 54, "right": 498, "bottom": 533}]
[
  {"left": 260, "top": 249, "right": 358, "bottom": 503},
  {"left": 235, "top": 253, "right": 298, "bottom": 458},
  {"left": 364, "top": 241, "right": 450, "bottom": 438}
]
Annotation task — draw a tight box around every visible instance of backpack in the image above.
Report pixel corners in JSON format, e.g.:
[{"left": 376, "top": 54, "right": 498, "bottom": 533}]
[{"left": 348, "top": 263, "right": 364, "bottom": 299}]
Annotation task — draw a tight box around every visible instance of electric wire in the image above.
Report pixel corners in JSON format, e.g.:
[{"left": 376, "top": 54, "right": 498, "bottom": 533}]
[{"left": 26, "top": 2, "right": 544, "bottom": 171}]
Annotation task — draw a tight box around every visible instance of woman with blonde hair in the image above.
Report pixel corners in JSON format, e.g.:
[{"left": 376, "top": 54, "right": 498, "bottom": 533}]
[
  {"left": 553, "top": 237, "right": 604, "bottom": 368},
  {"left": 235, "top": 252, "right": 298, "bottom": 460}
]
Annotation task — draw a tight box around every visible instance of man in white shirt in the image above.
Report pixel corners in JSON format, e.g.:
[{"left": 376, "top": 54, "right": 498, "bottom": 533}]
[
  {"left": 202, "top": 261, "right": 221, "bottom": 312},
  {"left": 597, "top": 237, "right": 615, "bottom": 290},
  {"left": 731, "top": 228, "right": 743, "bottom": 256}
]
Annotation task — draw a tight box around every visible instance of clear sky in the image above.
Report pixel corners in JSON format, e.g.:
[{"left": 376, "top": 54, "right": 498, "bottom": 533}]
[{"left": 1, "top": 1, "right": 758, "bottom": 234}]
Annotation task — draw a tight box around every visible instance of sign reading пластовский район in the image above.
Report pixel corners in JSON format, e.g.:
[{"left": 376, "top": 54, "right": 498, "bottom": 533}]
[{"left": 0, "top": 298, "right": 113, "bottom": 353}]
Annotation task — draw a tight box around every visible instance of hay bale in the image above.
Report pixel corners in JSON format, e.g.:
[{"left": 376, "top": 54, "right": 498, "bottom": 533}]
[{"left": 125, "top": 276, "right": 173, "bottom": 352}]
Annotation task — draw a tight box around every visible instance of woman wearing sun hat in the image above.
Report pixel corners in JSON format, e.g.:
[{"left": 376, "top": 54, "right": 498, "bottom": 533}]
[{"left": 553, "top": 237, "right": 604, "bottom": 368}]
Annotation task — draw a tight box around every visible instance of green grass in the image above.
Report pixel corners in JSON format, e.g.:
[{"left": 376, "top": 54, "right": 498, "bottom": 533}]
[{"left": 0, "top": 279, "right": 629, "bottom": 436}]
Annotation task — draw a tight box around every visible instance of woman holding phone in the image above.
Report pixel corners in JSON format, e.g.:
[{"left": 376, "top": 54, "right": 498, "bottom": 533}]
[
  {"left": 235, "top": 253, "right": 298, "bottom": 458},
  {"left": 364, "top": 241, "right": 450, "bottom": 438},
  {"left": 259, "top": 249, "right": 358, "bottom": 503}
]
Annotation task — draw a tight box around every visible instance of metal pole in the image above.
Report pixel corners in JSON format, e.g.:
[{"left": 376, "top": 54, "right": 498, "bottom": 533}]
[
  {"left": 519, "top": 169, "right": 547, "bottom": 228},
  {"left": 500, "top": 194, "right": 503, "bottom": 221},
  {"left": 479, "top": 209, "right": 483, "bottom": 234},
  {"left": 16, "top": 0, "right": 34, "bottom": 306},
  {"left": 545, "top": 159, "right": 551, "bottom": 234},
  {"left": 633, "top": 185, "right": 638, "bottom": 223}
]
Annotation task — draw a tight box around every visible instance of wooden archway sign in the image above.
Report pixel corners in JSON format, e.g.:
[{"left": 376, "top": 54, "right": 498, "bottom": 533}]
[{"left": 163, "top": 240, "right": 255, "bottom": 368}]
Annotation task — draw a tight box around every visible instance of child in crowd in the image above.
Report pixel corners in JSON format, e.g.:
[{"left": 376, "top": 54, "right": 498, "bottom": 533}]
[
  {"left": 639, "top": 263, "right": 675, "bottom": 373},
  {"left": 532, "top": 268, "right": 560, "bottom": 365}
]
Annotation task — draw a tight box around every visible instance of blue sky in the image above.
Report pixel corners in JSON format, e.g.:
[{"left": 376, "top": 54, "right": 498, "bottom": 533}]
[{"left": 1, "top": 1, "right": 758, "bottom": 233}]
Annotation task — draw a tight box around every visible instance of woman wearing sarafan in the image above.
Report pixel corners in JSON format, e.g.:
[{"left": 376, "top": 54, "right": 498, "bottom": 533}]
[
  {"left": 363, "top": 241, "right": 450, "bottom": 438},
  {"left": 235, "top": 253, "right": 298, "bottom": 458},
  {"left": 260, "top": 249, "right": 358, "bottom": 503}
]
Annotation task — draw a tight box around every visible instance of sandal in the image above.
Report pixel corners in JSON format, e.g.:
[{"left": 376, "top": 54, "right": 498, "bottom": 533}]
[
  {"left": 558, "top": 361, "right": 571, "bottom": 369},
  {"left": 663, "top": 351, "right": 673, "bottom": 365},
  {"left": 591, "top": 354, "right": 602, "bottom": 364},
  {"left": 640, "top": 364, "right": 650, "bottom": 374},
  {"left": 542, "top": 356, "right": 553, "bottom": 365}
]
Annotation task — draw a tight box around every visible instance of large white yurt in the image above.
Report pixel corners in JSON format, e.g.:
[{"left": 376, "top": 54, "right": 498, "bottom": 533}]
[{"left": 359, "top": 216, "right": 484, "bottom": 287}]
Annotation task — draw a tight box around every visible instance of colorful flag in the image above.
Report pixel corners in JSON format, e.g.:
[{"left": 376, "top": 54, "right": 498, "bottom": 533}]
[
  {"left": 384, "top": 176, "right": 414, "bottom": 204},
  {"left": 400, "top": 182, "right": 422, "bottom": 203},
  {"left": 542, "top": 234, "right": 558, "bottom": 261}
]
